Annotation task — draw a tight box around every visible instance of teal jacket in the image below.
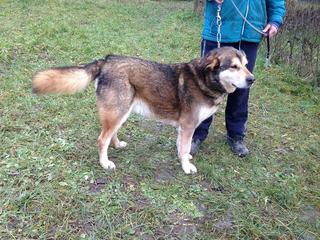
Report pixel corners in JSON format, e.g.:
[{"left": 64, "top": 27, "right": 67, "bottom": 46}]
[{"left": 202, "top": 0, "right": 286, "bottom": 43}]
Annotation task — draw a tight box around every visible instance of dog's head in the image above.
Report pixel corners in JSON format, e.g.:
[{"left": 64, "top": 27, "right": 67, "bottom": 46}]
[{"left": 199, "top": 47, "right": 255, "bottom": 93}]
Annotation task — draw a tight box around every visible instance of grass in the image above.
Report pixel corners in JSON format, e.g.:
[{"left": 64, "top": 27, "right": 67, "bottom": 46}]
[{"left": 0, "top": 0, "right": 319, "bottom": 239}]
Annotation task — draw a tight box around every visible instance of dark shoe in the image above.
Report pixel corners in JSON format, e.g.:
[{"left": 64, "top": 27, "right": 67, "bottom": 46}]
[
  {"left": 227, "top": 136, "right": 249, "bottom": 157},
  {"left": 190, "top": 139, "right": 202, "bottom": 155}
]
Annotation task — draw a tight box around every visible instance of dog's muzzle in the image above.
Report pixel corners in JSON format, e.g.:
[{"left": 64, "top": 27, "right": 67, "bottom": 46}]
[{"left": 246, "top": 76, "right": 255, "bottom": 87}]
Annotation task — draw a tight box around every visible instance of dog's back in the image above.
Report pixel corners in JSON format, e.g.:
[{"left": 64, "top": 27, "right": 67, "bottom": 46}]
[{"left": 96, "top": 55, "right": 183, "bottom": 121}]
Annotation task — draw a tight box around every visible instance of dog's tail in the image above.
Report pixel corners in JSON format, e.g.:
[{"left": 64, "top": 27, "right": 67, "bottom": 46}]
[{"left": 32, "top": 59, "right": 105, "bottom": 94}]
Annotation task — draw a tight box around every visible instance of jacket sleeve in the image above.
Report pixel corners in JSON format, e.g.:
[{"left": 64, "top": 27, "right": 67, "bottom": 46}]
[{"left": 266, "top": 0, "right": 286, "bottom": 27}]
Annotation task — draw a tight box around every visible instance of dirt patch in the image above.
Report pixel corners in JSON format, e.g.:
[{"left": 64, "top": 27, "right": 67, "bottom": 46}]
[
  {"left": 154, "top": 200, "right": 218, "bottom": 238},
  {"left": 299, "top": 232, "right": 317, "bottom": 240},
  {"left": 120, "top": 175, "right": 152, "bottom": 212},
  {"left": 154, "top": 167, "right": 176, "bottom": 183},
  {"left": 131, "top": 192, "right": 152, "bottom": 211},
  {"left": 300, "top": 205, "right": 320, "bottom": 224},
  {"left": 194, "top": 201, "right": 212, "bottom": 224},
  {"left": 69, "top": 218, "right": 95, "bottom": 234},
  {"left": 121, "top": 175, "right": 140, "bottom": 190},
  {"left": 200, "top": 180, "right": 225, "bottom": 193},
  {"left": 156, "top": 211, "right": 198, "bottom": 238},
  {"left": 132, "top": 226, "right": 156, "bottom": 240},
  {"left": 213, "top": 208, "right": 234, "bottom": 232},
  {"left": 87, "top": 177, "right": 111, "bottom": 194},
  {"left": 47, "top": 225, "right": 58, "bottom": 240},
  {"left": 7, "top": 215, "right": 21, "bottom": 230}
]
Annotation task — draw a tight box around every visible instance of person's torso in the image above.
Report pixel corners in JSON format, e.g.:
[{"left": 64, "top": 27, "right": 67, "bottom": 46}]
[{"left": 202, "top": 0, "right": 267, "bottom": 43}]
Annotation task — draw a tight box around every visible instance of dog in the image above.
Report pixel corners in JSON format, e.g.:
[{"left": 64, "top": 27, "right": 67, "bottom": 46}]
[{"left": 32, "top": 47, "right": 255, "bottom": 174}]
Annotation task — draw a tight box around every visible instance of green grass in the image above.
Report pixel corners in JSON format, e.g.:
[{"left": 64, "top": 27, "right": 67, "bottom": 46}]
[{"left": 0, "top": 0, "right": 319, "bottom": 239}]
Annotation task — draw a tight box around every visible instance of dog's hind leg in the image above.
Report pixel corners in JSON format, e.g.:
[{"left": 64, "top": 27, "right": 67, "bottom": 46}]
[
  {"left": 177, "top": 125, "right": 197, "bottom": 174},
  {"left": 97, "top": 106, "right": 132, "bottom": 170},
  {"left": 111, "top": 132, "right": 127, "bottom": 149}
]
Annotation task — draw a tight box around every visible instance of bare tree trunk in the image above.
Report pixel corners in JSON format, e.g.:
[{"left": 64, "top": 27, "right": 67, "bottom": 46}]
[
  {"left": 194, "top": 0, "right": 199, "bottom": 13},
  {"left": 194, "top": 0, "right": 204, "bottom": 15}
]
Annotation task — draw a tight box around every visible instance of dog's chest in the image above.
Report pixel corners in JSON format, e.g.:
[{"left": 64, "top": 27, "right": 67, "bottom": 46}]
[{"left": 198, "top": 105, "right": 219, "bottom": 123}]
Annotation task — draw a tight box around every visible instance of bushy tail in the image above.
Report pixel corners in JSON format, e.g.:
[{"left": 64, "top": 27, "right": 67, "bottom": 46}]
[{"left": 32, "top": 59, "right": 105, "bottom": 94}]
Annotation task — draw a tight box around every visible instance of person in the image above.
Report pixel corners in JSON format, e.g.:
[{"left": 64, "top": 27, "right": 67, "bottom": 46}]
[{"left": 191, "top": 0, "right": 286, "bottom": 156}]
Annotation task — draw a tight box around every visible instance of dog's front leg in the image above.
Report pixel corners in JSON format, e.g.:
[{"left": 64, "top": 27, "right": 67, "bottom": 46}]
[{"left": 177, "top": 126, "right": 197, "bottom": 174}]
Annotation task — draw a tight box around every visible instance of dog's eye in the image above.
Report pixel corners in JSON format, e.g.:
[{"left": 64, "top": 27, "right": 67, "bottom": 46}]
[{"left": 231, "top": 65, "right": 239, "bottom": 69}]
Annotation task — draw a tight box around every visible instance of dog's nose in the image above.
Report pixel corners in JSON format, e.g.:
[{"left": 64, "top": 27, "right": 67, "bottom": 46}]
[{"left": 246, "top": 76, "right": 255, "bottom": 85}]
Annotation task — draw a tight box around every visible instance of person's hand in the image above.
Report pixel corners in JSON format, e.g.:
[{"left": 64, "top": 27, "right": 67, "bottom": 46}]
[
  {"left": 215, "top": 0, "right": 224, "bottom": 4},
  {"left": 263, "top": 24, "right": 278, "bottom": 38}
]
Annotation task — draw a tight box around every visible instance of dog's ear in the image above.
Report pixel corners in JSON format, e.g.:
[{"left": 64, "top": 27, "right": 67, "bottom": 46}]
[
  {"left": 199, "top": 51, "right": 220, "bottom": 71},
  {"left": 206, "top": 57, "right": 220, "bottom": 70}
]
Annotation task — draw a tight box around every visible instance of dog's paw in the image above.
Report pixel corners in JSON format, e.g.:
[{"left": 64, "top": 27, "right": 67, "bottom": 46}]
[
  {"left": 182, "top": 162, "right": 197, "bottom": 174},
  {"left": 188, "top": 154, "right": 193, "bottom": 160},
  {"left": 115, "top": 141, "right": 127, "bottom": 149},
  {"left": 100, "top": 160, "right": 116, "bottom": 170}
]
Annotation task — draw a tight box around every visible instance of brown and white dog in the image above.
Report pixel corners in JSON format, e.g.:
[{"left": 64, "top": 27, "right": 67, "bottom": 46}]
[{"left": 32, "top": 47, "right": 255, "bottom": 174}]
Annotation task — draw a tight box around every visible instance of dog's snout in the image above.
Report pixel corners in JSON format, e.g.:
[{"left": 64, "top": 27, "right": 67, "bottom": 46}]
[{"left": 246, "top": 76, "right": 255, "bottom": 85}]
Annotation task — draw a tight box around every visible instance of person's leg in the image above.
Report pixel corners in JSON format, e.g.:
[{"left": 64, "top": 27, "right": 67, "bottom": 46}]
[{"left": 225, "top": 41, "right": 259, "bottom": 156}]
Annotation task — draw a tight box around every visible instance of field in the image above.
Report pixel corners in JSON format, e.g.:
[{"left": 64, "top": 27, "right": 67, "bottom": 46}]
[{"left": 0, "top": 0, "right": 319, "bottom": 239}]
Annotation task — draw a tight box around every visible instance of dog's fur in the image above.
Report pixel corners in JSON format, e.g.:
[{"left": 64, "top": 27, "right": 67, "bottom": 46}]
[{"left": 32, "top": 47, "right": 254, "bottom": 174}]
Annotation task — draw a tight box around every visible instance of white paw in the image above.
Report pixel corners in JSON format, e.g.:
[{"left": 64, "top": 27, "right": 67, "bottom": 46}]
[
  {"left": 113, "top": 141, "right": 127, "bottom": 149},
  {"left": 188, "top": 154, "right": 193, "bottom": 160},
  {"left": 114, "top": 141, "right": 127, "bottom": 149},
  {"left": 182, "top": 162, "right": 197, "bottom": 174},
  {"left": 100, "top": 160, "right": 116, "bottom": 170}
]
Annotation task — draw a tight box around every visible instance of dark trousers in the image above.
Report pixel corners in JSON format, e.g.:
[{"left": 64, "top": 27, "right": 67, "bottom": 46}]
[{"left": 193, "top": 39, "right": 259, "bottom": 142}]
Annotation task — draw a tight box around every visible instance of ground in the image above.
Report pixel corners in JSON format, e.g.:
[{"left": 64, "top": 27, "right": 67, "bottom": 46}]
[{"left": 0, "top": 0, "right": 319, "bottom": 239}]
